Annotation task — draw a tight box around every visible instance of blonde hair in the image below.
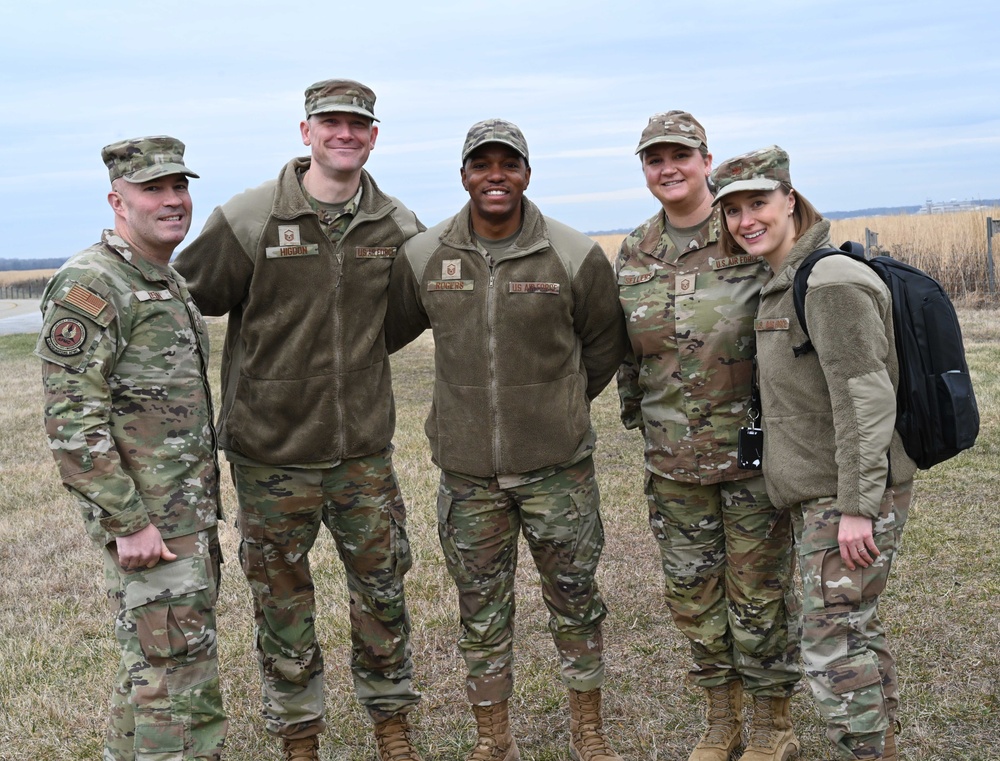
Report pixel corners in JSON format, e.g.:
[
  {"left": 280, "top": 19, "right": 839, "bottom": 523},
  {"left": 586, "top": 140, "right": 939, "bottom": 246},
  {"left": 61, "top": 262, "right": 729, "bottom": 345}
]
[{"left": 718, "top": 185, "right": 824, "bottom": 257}]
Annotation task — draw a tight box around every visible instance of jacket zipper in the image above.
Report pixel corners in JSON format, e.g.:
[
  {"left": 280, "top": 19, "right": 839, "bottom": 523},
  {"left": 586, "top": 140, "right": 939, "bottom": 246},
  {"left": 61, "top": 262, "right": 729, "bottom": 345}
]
[{"left": 487, "top": 264, "right": 501, "bottom": 474}]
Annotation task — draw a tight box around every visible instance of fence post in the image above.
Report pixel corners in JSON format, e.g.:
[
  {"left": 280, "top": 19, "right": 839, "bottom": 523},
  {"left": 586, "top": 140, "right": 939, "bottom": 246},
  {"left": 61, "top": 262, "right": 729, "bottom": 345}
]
[
  {"left": 864, "top": 228, "right": 879, "bottom": 258},
  {"left": 988, "top": 218, "right": 998, "bottom": 297}
]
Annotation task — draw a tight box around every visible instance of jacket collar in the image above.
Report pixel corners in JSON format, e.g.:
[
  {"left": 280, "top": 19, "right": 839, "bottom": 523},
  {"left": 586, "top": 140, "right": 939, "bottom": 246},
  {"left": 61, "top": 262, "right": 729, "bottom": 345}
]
[
  {"left": 101, "top": 229, "right": 175, "bottom": 285},
  {"left": 760, "top": 219, "right": 832, "bottom": 296},
  {"left": 272, "top": 157, "right": 392, "bottom": 222},
  {"left": 637, "top": 206, "right": 721, "bottom": 260},
  {"left": 440, "top": 197, "right": 549, "bottom": 261}
]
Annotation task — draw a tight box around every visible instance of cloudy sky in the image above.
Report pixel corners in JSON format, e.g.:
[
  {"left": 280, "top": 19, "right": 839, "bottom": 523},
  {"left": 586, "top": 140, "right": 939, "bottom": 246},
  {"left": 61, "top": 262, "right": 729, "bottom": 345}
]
[{"left": 3, "top": 0, "right": 998, "bottom": 259}]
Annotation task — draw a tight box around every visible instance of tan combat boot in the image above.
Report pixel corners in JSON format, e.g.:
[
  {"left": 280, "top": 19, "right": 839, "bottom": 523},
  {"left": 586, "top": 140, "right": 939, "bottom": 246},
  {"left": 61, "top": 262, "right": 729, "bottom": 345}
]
[
  {"left": 689, "top": 681, "right": 744, "bottom": 761},
  {"left": 467, "top": 701, "right": 520, "bottom": 761},
  {"left": 881, "top": 720, "right": 898, "bottom": 761},
  {"left": 374, "top": 714, "right": 424, "bottom": 761},
  {"left": 567, "top": 688, "right": 622, "bottom": 761},
  {"left": 738, "top": 695, "right": 799, "bottom": 761},
  {"left": 283, "top": 735, "right": 320, "bottom": 761}
]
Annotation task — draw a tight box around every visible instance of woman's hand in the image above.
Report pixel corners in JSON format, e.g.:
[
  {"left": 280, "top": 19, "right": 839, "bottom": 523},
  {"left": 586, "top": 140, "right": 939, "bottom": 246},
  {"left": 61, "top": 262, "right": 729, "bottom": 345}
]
[{"left": 838, "top": 513, "right": 880, "bottom": 570}]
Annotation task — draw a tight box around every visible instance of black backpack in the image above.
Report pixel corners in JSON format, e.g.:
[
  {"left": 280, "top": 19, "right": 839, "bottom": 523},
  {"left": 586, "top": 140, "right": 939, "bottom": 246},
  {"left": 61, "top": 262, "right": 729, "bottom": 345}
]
[{"left": 792, "top": 242, "right": 979, "bottom": 469}]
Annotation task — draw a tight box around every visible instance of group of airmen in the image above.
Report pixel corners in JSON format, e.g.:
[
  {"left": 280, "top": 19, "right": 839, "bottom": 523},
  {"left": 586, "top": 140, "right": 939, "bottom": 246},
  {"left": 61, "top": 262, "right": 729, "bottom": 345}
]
[{"left": 37, "top": 76, "right": 909, "bottom": 761}]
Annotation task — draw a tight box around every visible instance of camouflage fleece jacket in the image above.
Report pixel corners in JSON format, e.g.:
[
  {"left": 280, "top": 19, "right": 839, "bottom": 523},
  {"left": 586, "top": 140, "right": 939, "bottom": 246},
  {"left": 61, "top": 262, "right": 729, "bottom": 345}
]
[
  {"left": 174, "top": 158, "right": 423, "bottom": 465},
  {"left": 386, "top": 199, "right": 628, "bottom": 478},
  {"left": 754, "top": 220, "right": 916, "bottom": 517},
  {"left": 616, "top": 206, "right": 770, "bottom": 484},
  {"left": 36, "top": 231, "right": 221, "bottom": 548}
]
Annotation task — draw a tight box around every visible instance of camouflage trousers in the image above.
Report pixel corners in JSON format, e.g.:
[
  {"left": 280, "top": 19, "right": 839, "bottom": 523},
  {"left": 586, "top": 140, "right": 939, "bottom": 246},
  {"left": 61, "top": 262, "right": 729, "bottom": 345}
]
[
  {"left": 102, "top": 528, "right": 227, "bottom": 761},
  {"left": 231, "top": 449, "right": 418, "bottom": 738},
  {"left": 438, "top": 457, "right": 609, "bottom": 705},
  {"left": 792, "top": 481, "right": 911, "bottom": 760},
  {"left": 645, "top": 473, "right": 801, "bottom": 695}
]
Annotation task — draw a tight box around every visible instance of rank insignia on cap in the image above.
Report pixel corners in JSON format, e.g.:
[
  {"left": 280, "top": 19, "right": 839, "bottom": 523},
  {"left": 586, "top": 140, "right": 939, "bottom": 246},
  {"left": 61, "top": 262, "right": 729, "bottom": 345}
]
[
  {"left": 45, "top": 317, "right": 87, "bottom": 356},
  {"left": 63, "top": 284, "right": 108, "bottom": 318}
]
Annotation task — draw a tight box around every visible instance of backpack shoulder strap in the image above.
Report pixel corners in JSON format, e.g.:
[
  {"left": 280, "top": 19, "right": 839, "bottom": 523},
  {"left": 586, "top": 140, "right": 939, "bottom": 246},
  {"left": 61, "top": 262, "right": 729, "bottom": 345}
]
[{"left": 792, "top": 241, "right": 866, "bottom": 357}]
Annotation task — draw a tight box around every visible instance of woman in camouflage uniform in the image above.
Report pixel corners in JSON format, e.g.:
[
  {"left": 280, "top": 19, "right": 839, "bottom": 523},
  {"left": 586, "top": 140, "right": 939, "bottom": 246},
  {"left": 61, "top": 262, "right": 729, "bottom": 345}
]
[
  {"left": 714, "top": 145, "right": 913, "bottom": 761},
  {"left": 616, "top": 114, "right": 801, "bottom": 761}
]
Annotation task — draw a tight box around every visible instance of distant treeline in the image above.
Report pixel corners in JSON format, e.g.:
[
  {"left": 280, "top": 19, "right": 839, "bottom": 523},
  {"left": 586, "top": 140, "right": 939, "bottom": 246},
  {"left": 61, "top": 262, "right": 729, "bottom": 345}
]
[{"left": 0, "top": 257, "right": 66, "bottom": 272}]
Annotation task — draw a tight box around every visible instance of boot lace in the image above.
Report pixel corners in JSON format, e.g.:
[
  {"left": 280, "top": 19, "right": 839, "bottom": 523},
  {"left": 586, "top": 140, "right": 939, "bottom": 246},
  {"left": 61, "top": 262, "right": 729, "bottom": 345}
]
[
  {"left": 376, "top": 716, "right": 423, "bottom": 761},
  {"left": 702, "top": 683, "right": 740, "bottom": 745},
  {"left": 746, "top": 697, "right": 779, "bottom": 750}
]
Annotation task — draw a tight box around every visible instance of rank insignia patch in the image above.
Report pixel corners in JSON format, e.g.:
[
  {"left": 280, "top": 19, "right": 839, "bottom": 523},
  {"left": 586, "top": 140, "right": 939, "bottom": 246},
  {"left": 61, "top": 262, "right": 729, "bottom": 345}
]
[{"left": 46, "top": 317, "right": 87, "bottom": 356}]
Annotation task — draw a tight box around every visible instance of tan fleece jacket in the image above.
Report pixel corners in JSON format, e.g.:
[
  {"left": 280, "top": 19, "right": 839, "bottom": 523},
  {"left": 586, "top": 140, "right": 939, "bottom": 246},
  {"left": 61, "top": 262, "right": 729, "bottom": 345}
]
[
  {"left": 175, "top": 158, "right": 423, "bottom": 465},
  {"left": 755, "top": 220, "right": 916, "bottom": 517},
  {"left": 386, "top": 199, "right": 628, "bottom": 477}
]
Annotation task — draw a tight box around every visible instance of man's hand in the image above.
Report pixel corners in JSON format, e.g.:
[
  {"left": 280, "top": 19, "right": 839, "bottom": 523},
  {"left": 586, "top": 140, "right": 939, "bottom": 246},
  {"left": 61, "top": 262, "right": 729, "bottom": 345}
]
[{"left": 116, "top": 523, "right": 177, "bottom": 571}]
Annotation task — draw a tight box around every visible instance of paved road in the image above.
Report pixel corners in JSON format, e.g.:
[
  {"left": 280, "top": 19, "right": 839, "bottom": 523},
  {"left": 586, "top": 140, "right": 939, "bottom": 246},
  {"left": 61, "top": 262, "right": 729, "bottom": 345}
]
[{"left": 0, "top": 299, "right": 42, "bottom": 336}]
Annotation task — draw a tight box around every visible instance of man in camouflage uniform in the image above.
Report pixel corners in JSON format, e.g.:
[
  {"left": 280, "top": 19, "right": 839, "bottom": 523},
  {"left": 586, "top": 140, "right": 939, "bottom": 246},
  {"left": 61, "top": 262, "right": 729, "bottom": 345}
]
[
  {"left": 616, "top": 113, "right": 801, "bottom": 761},
  {"left": 387, "top": 119, "right": 628, "bottom": 761},
  {"left": 173, "top": 79, "right": 424, "bottom": 761},
  {"left": 36, "top": 136, "right": 227, "bottom": 760}
]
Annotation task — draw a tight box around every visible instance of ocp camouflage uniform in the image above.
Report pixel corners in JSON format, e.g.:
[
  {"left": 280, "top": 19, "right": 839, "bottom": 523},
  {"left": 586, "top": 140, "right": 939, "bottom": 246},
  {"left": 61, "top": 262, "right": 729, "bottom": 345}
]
[
  {"left": 173, "top": 155, "right": 425, "bottom": 736},
  {"left": 36, "top": 230, "right": 226, "bottom": 760},
  {"left": 616, "top": 207, "right": 801, "bottom": 696},
  {"left": 750, "top": 211, "right": 917, "bottom": 760},
  {"left": 387, "top": 196, "right": 628, "bottom": 704}
]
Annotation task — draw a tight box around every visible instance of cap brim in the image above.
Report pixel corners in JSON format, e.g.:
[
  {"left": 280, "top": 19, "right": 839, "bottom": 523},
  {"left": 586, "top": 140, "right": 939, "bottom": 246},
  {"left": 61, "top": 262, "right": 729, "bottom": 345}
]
[
  {"left": 462, "top": 138, "right": 528, "bottom": 163},
  {"left": 123, "top": 164, "right": 200, "bottom": 183},
  {"left": 712, "top": 178, "right": 781, "bottom": 204},
  {"left": 307, "top": 105, "right": 380, "bottom": 122},
  {"left": 635, "top": 135, "right": 703, "bottom": 155}
]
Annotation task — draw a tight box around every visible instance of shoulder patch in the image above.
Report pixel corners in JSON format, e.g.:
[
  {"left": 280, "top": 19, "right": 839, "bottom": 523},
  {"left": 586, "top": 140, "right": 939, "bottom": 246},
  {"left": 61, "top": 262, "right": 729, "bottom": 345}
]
[
  {"left": 45, "top": 317, "right": 88, "bottom": 355},
  {"left": 61, "top": 283, "right": 108, "bottom": 318}
]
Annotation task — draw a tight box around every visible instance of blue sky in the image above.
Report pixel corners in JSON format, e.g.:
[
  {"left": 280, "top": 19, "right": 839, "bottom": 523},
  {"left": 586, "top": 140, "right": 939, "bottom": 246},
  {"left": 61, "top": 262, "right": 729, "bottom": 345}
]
[{"left": 2, "top": 0, "right": 998, "bottom": 259}]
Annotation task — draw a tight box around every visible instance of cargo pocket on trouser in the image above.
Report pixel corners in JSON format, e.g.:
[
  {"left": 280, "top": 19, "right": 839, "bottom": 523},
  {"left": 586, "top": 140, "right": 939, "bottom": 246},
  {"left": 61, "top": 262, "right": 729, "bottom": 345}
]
[
  {"left": 388, "top": 492, "right": 413, "bottom": 578},
  {"left": 437, "top": 489, "right": 473, "bottom": 586},
  {"left": 124, "top": 552, "right": 225, "bottom": 759}
]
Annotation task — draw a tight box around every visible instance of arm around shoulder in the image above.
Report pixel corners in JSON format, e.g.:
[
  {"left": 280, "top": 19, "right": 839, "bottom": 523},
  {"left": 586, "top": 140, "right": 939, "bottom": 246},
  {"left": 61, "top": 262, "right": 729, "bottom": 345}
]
[
  {"left": 574, "top": 245, "right": 629, "bottom": 400},
  {"left": 174, "top": 205, "right": 255, "bottom": 316}
]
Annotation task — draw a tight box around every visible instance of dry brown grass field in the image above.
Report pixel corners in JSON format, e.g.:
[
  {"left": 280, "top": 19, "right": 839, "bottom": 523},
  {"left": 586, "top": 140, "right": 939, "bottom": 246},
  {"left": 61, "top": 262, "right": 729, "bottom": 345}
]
[
  {"left": 1, "top": 311, "right": 998, "bottom": 761},
  {"left": 0, "top": 268, "right": 57, "bottom": 285},
  {"left": 591, "top": 208, "right": 1000, "bottom": 306}
]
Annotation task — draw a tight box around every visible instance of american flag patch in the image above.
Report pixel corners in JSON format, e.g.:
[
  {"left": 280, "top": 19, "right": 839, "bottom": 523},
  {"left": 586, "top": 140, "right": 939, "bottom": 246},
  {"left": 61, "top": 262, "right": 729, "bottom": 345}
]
[{"left": 63, "top": 284, "right": 108, "bottom": 318}]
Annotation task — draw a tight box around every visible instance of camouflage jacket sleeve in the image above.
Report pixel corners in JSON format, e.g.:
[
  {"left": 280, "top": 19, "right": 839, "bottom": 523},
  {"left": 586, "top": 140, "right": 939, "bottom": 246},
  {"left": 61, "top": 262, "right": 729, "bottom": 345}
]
[
  {"left": 37, "top": 272, "right": 149, "bottom": 539},
  {"left": 573, "top": 244, "right": 629, "bottom": 401},
  {"left": 614, "top": 236, "right": 644, "bottom": 429}
]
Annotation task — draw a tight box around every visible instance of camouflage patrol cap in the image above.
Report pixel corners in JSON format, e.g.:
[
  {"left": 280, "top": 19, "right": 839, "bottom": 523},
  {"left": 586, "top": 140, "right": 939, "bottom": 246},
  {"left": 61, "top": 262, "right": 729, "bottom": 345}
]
[
  {"left": 461, "top": 118, "right": 529, "bottom": 163},
  {"left": 101, "top": 136, "right": 199, "bottom": 184},
  {"left": 712, "top": 145, "right": 791, "bottom": 204},
  {"left": 635, "top": 110, "right": 707, "bottom": 154},
  {"left": 304, "top": 78, "right": 379, "bottom": 121}
]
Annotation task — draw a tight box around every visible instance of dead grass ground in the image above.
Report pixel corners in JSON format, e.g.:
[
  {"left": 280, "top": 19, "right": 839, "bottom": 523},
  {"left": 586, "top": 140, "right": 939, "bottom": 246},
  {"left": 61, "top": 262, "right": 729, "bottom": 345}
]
[{"left": 1, "top": 312, "right": 998, "bottom": 760}]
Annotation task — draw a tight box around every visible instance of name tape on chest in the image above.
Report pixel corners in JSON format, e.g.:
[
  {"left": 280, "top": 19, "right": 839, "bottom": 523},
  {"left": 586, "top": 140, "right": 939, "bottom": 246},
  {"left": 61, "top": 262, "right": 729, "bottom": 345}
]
[
  {"left": 428, "top": 280, "right": 475, "bottom": 292},
  {"left": 618, "top": 272, "right": 655, "bottom": 286},
  {"left": 356, "top": 247, "right": 397, "bottom": 259},
  {"left": 712, "top": 255, "right": 757, "bottom": 270},
  {"left": 135, "top": 289, "right": 173, "bottom": 302},
  {"left": 754, "top": 317, "right": 790, "bottom": 331},
  {"left": 265, "top": 244, "right": 320, "bottom": 258},
  {"left": 509, "top": 282, "right": 560, "bottom": 294}
]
